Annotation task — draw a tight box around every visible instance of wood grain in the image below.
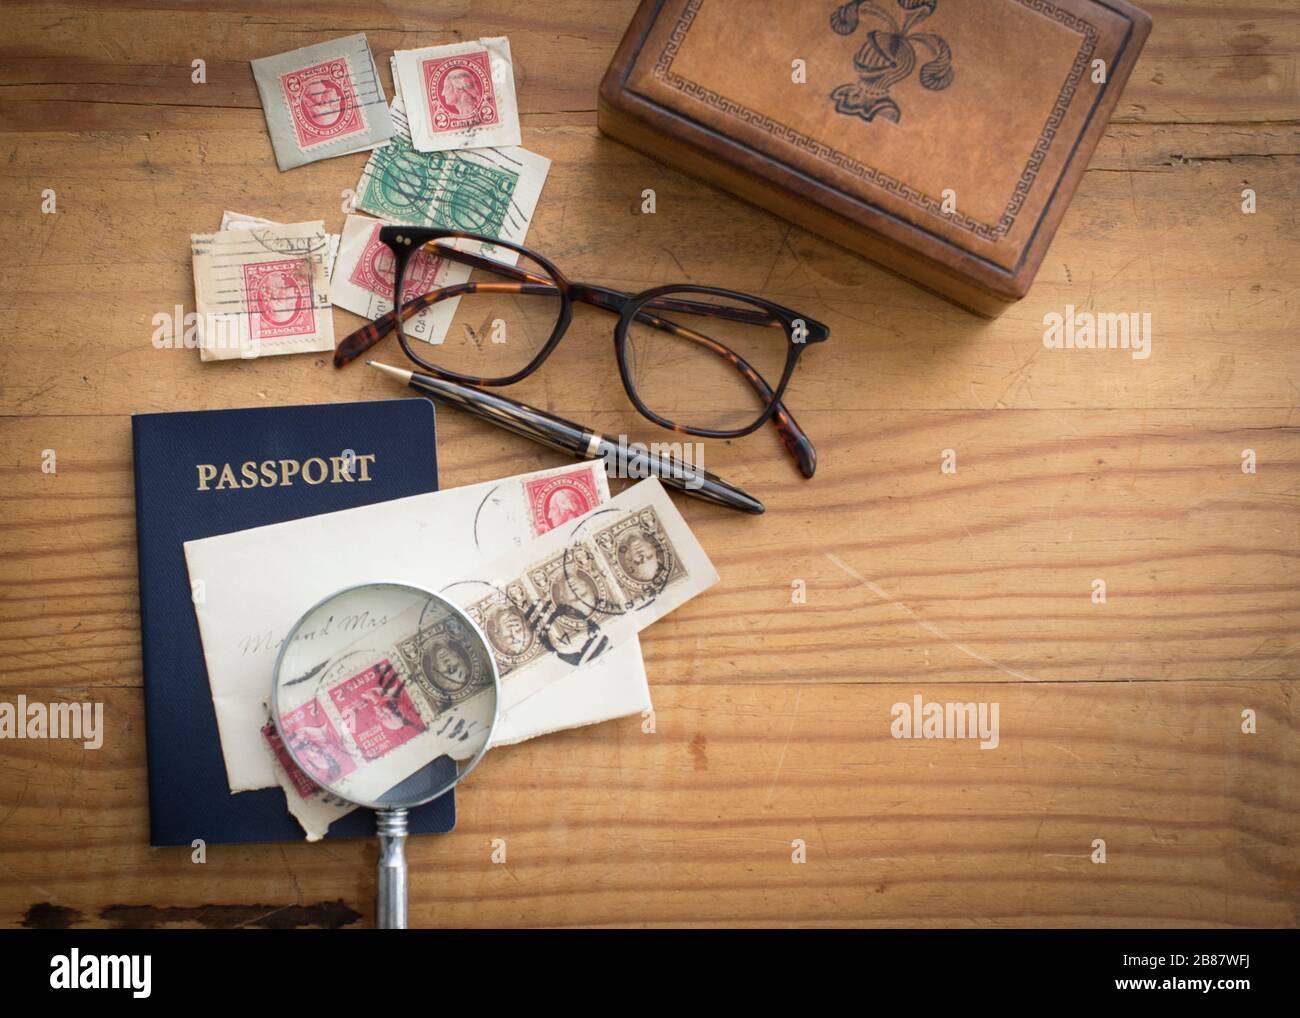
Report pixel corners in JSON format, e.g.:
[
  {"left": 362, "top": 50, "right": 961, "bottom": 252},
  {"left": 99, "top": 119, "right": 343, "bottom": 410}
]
[
  {"left": 0, "top": 0, "right": 1296, "bottom": 927},
  {"left": 1, "top": 682, "right": 1295, "bottom": 928}
]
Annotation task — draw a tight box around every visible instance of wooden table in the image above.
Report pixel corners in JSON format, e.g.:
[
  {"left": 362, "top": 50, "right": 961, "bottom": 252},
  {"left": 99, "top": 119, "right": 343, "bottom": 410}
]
[{"left": 1, "top": 1, "right": 1296, "bottom": 929}]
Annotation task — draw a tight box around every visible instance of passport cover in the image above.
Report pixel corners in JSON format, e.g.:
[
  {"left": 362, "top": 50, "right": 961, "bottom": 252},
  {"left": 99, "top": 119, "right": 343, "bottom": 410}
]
[
  {"left": 599, "top": 0, "right": 1151, "bottom": 315},
  {"left": 131, "top": 399, "right": 455, "bottom": 847}
]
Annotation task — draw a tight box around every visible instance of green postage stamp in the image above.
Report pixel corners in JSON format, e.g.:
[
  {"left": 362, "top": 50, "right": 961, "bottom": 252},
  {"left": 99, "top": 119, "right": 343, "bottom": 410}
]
[{"left": 356, "top": 96, "right": 551, "bottom": 242}]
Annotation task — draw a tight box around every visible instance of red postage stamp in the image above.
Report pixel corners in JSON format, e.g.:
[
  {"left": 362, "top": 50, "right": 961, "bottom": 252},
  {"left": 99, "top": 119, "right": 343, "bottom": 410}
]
[
  {"left": 242, "top": 258, "right": 316, "bottom": 341},
  {"left": 276, "top": 700, "right": 356, "bottom": 789},
  {"left": 327, "top": 659, "right": 426, "bottom": 762},
  {"left": 279, "top": 56, "right": 367, "bottom": 150},
  {"left": 262, "top": 721, "right": 318, "bottom": 800},
  {"left": 525, "top": 465, "right": 600, "bottom": 536},
  {"left": 420, "top": 49, "right": 499, "bottom": 132},
  {"left": 347, "top": 222, "right": 443, "bottom": 303}
]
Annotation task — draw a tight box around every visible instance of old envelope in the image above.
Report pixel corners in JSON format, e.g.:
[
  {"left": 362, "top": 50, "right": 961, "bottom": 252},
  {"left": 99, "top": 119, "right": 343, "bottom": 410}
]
[
  {"left": 184, "top": 461, "right": 650, "bottom": 794},
  {"left": 262, "top": 476, "right": 716, "bottom": 840}
]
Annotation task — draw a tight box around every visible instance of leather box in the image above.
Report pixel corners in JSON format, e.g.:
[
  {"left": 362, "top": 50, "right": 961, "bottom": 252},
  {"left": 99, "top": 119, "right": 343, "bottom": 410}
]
[{"left": 598, "top": 0, "right": 1152, "bottom": 315}]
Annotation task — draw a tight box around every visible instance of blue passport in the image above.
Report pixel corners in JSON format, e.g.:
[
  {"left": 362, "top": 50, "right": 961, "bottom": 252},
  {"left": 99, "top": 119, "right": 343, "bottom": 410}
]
[{"left": 131, "top": 399, "right": 455, "bottom": 847}]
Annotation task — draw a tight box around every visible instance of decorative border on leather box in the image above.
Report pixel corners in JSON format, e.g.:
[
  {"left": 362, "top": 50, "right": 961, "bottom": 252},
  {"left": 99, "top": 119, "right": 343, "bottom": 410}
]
[{"left": 651, "top": 0, "right": 1099, "bottom": 244}]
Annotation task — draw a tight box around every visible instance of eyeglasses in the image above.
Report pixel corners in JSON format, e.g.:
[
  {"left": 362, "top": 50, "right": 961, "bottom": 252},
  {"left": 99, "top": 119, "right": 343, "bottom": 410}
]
[{"left": 334, "top": 227, "right": 830, "bottom": 477}]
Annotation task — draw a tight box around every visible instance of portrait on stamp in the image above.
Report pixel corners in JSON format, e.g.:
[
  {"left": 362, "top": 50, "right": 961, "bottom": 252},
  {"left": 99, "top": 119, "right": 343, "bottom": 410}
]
[
  {"left": 528, "top": 544, "right": 616, "bottom": 631},
  {"left": 525, "top": 466, "right": 600, "bottom": 535},
  {"left": 485, "top": 603, "right": 531, "bottom": 655},
  {"left": 241, "top": 258, "right": 316, "bottom": 341},
  {"left": 279, "top": 56, "right": 368, "bottom": 149},
  {"left": 395, "top": 614, "right": 494, "bottom": 708},
  {"left": 594, "top": 507, "right": 686, "bottom": 602},
  {"left": 465, "top": 586, "right": 546, "bottom": 678},
  {"left": 262, "top": 722, "right": 318, "bottom": 799},
  {"left": 327, "top": 659, "right": 426, "bottom": 762}
]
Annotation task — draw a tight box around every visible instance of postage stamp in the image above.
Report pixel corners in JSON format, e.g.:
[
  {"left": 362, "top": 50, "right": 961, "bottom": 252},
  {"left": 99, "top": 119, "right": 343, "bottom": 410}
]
[
  {"left": 592, "top": 506, "right": 686, "bottom": 607},
  {"left": 526, "top": 543, "right": 618, "bottom": 646},
  {"left": 396, "top": 609, "right": 494, "bottom": 710},
  {"left": 262, "top": 721, "right": 318, "bottom": 800},
  {"left": 360, "top": 137, "right": 518, "bottom": 235},
  {"left": 279, "top": 56, "right": 368, "bottom": 151},
  {"left": 392, "top": 39, "right": 520, "bottom": 153},
  {"left": 347, "top": 221, "right": 443, "bottom": 301},
  {"left": 420, "top": 49, "right": 498, "bottom": 133},
  {"left": 252, "top": 33, "right": 393, "bottom": 170},
  {"left": 464, "top": 584, "right": 546, "bottom": 678},
  {"left": 278, "top": 698, "right": 357, "bottom": 788},
  {"left": 241, "top": 258, "right": 316, "bottom": 341},
  {"left": 359, "top": 134, "right": 432, "bottom": 222},
  {"left": 326, "top": 658, "right": 427, "bottom": 762},
  {"left": 425, "top": 154, "right": 517, "bottom": 234},
  {"left": 525, "top": 465, "right": 600, "bottom": 536}
]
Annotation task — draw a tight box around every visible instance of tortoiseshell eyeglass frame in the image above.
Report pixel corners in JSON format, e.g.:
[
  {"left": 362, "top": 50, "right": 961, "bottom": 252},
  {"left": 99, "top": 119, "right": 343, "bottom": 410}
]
[{"left": 334, "top": 226, "right": 831, "bottom": 478}]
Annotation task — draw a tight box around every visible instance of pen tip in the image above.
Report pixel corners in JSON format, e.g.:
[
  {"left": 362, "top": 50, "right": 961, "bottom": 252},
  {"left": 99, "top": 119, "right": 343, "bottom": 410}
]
[{"left": 366, "top": 361, "right": 414, "bottom": 383}]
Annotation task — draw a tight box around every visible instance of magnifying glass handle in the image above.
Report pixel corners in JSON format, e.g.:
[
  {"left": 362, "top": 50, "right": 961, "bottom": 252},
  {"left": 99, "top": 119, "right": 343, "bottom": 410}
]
[{"left": 376, "top": 807, "right": 409, "bottom": 929}]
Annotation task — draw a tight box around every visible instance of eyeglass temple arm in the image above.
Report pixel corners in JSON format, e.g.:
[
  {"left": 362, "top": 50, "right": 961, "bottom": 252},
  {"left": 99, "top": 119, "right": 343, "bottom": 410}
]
[
  {"left": 336, "top": 242, "right": 790, "bottom": 354},
  {"left": 580, "top": 287, "right": 817, "bottom": 479},
  {"left": 336, "top": 244, "right": 802, "bottom": 360}
]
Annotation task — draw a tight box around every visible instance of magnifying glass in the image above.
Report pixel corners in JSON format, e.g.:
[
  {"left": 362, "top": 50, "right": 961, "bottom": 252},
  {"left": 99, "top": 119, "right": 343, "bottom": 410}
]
[{"left": 271, "top": 582, "right": 499, "bottom": 928}]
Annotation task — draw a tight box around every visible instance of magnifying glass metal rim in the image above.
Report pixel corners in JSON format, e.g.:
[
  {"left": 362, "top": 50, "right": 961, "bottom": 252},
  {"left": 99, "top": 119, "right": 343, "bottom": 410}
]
[{"left": 269, "top": 579, "right": 501, "bottom": 811}]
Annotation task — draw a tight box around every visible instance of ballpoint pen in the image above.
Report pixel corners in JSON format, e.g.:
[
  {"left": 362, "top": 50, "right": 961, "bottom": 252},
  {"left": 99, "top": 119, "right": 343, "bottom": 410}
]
[{"left": 367, "top": 361, "right": 765, "bottom": 515}]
